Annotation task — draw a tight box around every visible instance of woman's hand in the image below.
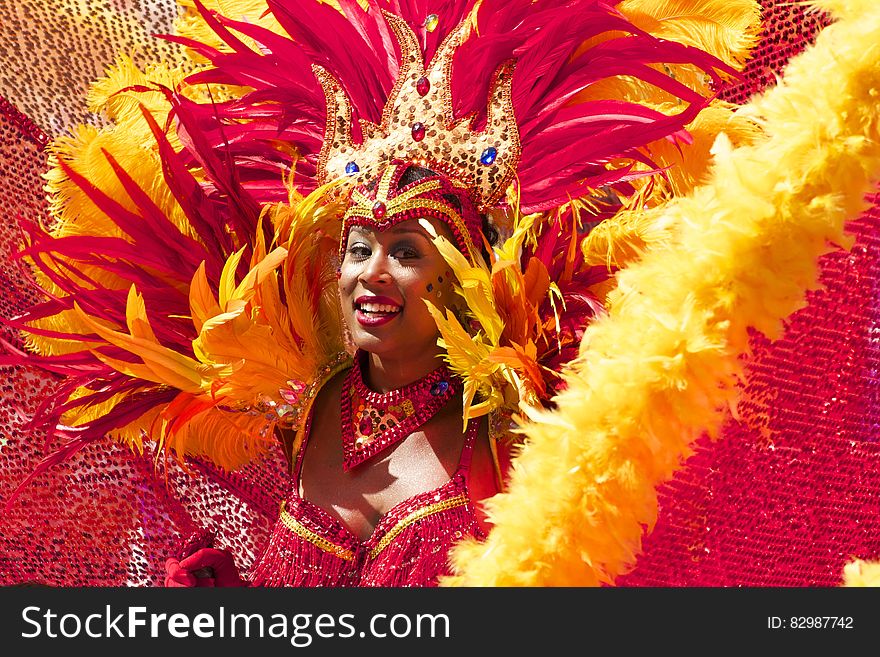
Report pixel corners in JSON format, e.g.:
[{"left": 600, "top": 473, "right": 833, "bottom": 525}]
[{"left": 164, "top": 547, "right": 247, "bottom": 587}]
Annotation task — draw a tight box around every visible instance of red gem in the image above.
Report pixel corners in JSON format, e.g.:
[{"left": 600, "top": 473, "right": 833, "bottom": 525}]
[
  {"left": 358, "top": 415, "right": 373, "bottom": 437},
  {"left": 372, "top": 200, "right": 387, "bottom": 220},
  {"left": 411, "top": 122, "right": 426, "bottom": 142},
  {"left": 416, "top": 77, "right": 430, "bottom": 97}
]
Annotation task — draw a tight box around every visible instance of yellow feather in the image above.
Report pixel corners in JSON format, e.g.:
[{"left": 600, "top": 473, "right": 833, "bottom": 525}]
[
  {"left": 581, "top": 102, "right": 764, "bottom": 274},
  {"left": 189, "top": 262, "right": 222, "bottom": 333},
  {"left": 425, "top": 301, "right": 502, "bottom": 425},
  {"left": 26, "top": 54, "right": 197, "bottom": 359},
  {"left": 431, "top": 233, "right": 505, "bottom": 344},
  {"left": 618, "top": 0, "right": 763, "bottom": 71},
  {"left": 106, "top": 406, "right": 162, "bottom": 454},
  {"left": 572, "top": 1, "right": 761, "bottom": 108},
  {"left": 232, "top": 246, "right": 289, "bottom": 302},
  {"left": 87, "top": 54, "right": 189, "bottom": 143},
  {"left": 163, "top": 403, "right": 277, "bottom": 471},
  {"left": 125, "top": 286, "right": 159, "bottom": 343},
  {"left": 89, "top": 351, "right": 195, "bottom": 390},
  {"left": 74, "top": 301, "right": 225, "bottom": 392},
  {"left": 445, "top": 0, "right": 880, "bottom": 586},
  {"left": 842, "top": 560, "right": 880, "bottom": 587},
  {"left": 218, "top": 247, "right": 247, "bottom": 309},
  {"left": 176, "top": 0, "right": 285, "bottom": 61}
]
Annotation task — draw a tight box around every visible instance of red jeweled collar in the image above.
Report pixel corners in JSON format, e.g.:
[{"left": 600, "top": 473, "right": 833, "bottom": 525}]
[{"left": 340, "top": 351, "right": 461, "bottom": 471}]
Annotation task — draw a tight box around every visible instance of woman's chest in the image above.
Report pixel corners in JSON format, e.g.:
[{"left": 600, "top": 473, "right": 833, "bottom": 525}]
[{"left": 299, "top": 425, "right": 465, "bottom": 540}]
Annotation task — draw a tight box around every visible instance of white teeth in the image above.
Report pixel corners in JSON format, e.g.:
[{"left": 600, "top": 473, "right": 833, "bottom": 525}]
[{"left": 359, "top": 303, "right": 400, "bottom": 313}]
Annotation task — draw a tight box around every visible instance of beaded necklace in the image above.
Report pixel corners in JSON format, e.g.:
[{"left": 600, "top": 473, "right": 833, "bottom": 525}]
[{"left": 340, "top": 350, "right": 461, "bottom": 471}]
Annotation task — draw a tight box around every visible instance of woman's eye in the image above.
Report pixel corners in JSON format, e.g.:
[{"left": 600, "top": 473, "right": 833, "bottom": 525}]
[
  {"left": 346, "top": 244, "right": 371, "bottom": 259},
  {"left": 393, "top": 247, "right": 419, "bottom": 259}
]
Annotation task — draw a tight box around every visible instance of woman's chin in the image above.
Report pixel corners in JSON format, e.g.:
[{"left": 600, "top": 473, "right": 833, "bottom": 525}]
[
  {"left": 348, "top": 327, "right": 395, "bottom": 354},
  {"left": 348, "top": 330, "right": 438, "bottom": 361}
]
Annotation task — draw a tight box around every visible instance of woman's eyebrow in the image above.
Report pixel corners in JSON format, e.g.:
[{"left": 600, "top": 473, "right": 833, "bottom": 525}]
[
  {"left": 388, "top": 227, "right": 431, "bottom": 239},
  {"left": 348, "top": 225, "right": 431, "bottom": 241}
]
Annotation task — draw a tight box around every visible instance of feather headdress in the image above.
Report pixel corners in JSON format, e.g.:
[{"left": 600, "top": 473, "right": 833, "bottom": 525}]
[{"left": 4, "top": 0, "right": 761, "bottom": 494}]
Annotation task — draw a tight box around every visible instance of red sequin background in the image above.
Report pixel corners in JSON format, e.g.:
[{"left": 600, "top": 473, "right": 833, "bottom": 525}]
[{"left": 1, "top": 1, "right": 878, "bottom": 586}]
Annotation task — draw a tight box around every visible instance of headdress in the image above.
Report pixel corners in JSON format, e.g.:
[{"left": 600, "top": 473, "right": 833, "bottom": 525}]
[
  {"left": 316, "top": 12, "right": 518, "bottom": 211},
  {"left": 340, "top": 160, "right": 483, "bottom": 263},
  {"left": 3, "top": 0, "right": 758, "bottom": 493}
]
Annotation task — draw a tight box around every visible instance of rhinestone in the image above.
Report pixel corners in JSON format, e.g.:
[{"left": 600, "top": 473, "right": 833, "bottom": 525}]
[
  {"left": 411, "top": 122, "right": 426, "bottom": 142},
  {"left": 345, "top": 161, "right": 359, "bottom": 175},
  {"left": 416, "top": 76, "right": 430, "bottom": 96},
  {"left": 279, "top": 388, "right": 300, "bottom": 404},
  {"left": 425, "top": 14, "right": 438, "bottom": 32},
  {"left": 480, "top": 146, "right": 498, "bottom": 165},
  {"left": 430, "top": 380, "right": 450, "bottom": 396},
  {"left": 372, "top": 200, "right": 387, "bottom": 219}
]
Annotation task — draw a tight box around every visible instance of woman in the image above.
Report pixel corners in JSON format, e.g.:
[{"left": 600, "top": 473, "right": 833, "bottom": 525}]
[
  {"left": 6, "top": 0, "right": 759, "bottom": 587},
  {"left": 165, "top": 162, "right": 506, "bottom": 586}
]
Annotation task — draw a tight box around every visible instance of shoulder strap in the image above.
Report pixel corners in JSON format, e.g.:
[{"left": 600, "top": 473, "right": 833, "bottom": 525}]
[
  {"left": 455, "top": 417, "right": 480, "bottom": 475},
  {"left": 291, "top": 412, "right": 314, "bottom": 485},
  {"left": 285, "top": 355, "right": 354, "bottom": 476}
]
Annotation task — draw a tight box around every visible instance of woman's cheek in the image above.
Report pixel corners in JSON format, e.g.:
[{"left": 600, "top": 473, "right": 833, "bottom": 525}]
[{"left": 337, "top": 263, "right": 358, "bottom": 294}]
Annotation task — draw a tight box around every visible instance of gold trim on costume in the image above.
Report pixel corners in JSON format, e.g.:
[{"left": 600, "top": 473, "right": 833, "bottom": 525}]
[
  {"left": 279, "top": 501, "right": 356, "bottom": 561},
  {"left": 369, "top": 493, "right": 470, "bottom": 558}
]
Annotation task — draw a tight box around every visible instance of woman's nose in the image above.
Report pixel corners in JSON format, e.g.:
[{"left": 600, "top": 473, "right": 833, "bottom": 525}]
[{"left": 359, "top": 251, "right": 391, "bottom": 284}]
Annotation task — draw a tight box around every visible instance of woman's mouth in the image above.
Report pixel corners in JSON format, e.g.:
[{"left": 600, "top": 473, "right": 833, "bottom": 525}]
[{"left": 354, "top": 296, "right": 402, "bottom": 327}]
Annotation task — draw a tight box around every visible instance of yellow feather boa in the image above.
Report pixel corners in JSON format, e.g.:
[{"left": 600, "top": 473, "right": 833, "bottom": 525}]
[{"left": 443, "top": 0, "right": 880, "bottom": 586}]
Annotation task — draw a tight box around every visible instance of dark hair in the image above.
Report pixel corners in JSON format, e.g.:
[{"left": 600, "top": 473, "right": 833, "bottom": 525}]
[{"left": 396, "top": 165, "right": 498, "bottom": 263}]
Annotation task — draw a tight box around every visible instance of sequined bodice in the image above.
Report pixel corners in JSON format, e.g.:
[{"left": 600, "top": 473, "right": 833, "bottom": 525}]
[{"left": 249, "top": 417, "right": 485, "bottom": 587}]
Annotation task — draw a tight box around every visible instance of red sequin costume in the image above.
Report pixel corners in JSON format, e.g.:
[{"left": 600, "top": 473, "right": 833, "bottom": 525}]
[{"left": 251, "top": 412, "right": 483, "bottom": 586}]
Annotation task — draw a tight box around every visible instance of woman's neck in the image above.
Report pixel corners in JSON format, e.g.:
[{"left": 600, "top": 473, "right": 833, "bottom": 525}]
[{"left": 364, "top": 349, "right": 445, "bottom": 392}]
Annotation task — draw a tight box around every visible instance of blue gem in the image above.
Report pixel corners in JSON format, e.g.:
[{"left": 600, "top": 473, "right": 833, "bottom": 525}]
[
  {"left": 430, "top": 380, "right": 450, "bottom": 396},
  {"left": 480, "top": 147, "right": 497, "bottom": 165},
  {"left": 345, "top": 161, "right": 360, "bottom": 175}
]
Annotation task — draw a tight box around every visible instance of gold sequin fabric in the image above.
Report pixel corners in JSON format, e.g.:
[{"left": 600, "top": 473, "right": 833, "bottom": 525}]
[{"left": 317, "top": 12, "right": 519, "bottom": 211}]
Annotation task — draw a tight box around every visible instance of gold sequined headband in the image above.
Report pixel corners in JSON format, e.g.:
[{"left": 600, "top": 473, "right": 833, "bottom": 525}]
[{"left": 340, "top": 161, "right": 483, "bottom": 263}]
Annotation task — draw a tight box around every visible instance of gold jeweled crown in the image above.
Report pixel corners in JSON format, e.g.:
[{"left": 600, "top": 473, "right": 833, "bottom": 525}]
[{"left": 314, "top": 11, "right": 520, "bottom": 210}]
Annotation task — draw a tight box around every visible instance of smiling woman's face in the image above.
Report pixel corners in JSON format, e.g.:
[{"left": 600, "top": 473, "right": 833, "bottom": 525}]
[{"left": 338, "top": 218, "right": 457, "bottom": 360}]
